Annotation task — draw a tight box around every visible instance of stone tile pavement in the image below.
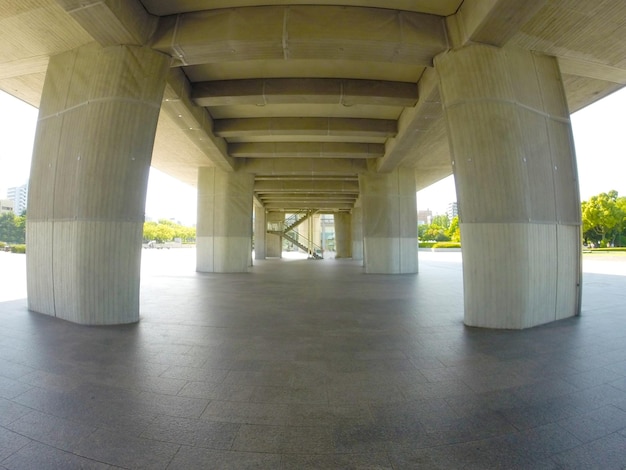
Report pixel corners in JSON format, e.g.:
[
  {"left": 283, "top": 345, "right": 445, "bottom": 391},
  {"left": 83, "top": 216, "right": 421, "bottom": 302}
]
[{"left": 0, "top": 250, "right": 625, "bottom": 469}]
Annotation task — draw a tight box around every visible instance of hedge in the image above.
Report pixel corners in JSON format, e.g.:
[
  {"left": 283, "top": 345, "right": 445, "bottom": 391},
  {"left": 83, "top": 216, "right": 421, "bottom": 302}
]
[{"left": 432, "top": 242, "right": 462, "bottom": 249}]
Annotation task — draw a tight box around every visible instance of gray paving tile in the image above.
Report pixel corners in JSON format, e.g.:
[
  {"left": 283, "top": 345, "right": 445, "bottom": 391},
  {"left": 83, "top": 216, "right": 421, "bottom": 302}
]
[
  {"left": 551, "top": 432, "right": 626, "bottom": 469},
  {"left": 0, "top": 398, "right": 31, "bottom": 426},
  {"left": 201, "top": 400, "right": 291, "bottom": 425},
  {"left": 557, "top": 404, "right": 626, "bottom": 443},
  {"left": 286, "top": 403, "right": 373, "bottom": 426},
  {"left": 140, "top": 416, "right": 240, "bottom": 449},
  {"left": 500, "top": 399, "right": 590, "bottom": 430},
  {"left": 1, "top": 441, "right": 112, "bottom": 470},
  {"left": 167, "top": 447, "right": 282, "bottom": 469},
  {"left": 7, "top": 410, "right": 96, "bottom": 450},
  {"left": 280, "top": 452, "right": 393, "bottom": 469},
  {"left": 0, "top": 361, "right": 34, "bottom": 380},
  {"left": 232, "top": 424, "right": 335, "bottom": 453},
  {"left": 0, "top": 426, "right": 31, "bottom": 461},
  {"left": 250, "top": 384, "right": 328, "bottom": 404},
  {"left": 178, "top": 381, "right": 256, "bottom": 401},
  {"left": 160, "top": 364, "right": 229, "bottom": 383},
  {"left": 73, "top": 428, "right": 179, "bottom": 469},
  {"left": 137, "top": 391, "right": 210, "bottom": 418},
  {"left": 561, "top": 367, "right": 626, "bottom": 389},
  {"left": 0, "top": 376, "right": 32, "bottom": 400}
]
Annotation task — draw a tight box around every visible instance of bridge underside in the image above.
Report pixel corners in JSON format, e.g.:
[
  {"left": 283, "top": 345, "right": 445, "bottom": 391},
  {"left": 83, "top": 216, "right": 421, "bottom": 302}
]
[{"left": 2, "top": 0, "right": 625, "bottom": 328}]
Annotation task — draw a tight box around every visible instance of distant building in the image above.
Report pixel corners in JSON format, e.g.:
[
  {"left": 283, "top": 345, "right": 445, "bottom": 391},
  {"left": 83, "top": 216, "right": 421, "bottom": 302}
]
[
  {"left": 0, "top": 199, "right": 14, "bottom": 214},
  {"left": 6, "top": 182, "right": 28, "bottom": 215},
  {"left": 417, "top": 209, "right": 432, "bottom": 225},
  {"left": 446, "top": 202, "right": 458, "bottom": 220}
]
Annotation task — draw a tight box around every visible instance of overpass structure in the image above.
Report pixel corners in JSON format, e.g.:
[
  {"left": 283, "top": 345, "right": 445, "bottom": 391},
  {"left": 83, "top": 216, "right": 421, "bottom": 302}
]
[{"left": 1, "top": 1, "right": 624, "bottom": 328}]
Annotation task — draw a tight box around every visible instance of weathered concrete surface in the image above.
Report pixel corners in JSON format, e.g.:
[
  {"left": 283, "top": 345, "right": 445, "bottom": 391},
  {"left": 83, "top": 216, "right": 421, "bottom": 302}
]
[
  {"left": 26, "top": 43, "right": 170, "bottom": 325},
  {"left": 437, "top": 45, "right": 582, "bottom": 329}
]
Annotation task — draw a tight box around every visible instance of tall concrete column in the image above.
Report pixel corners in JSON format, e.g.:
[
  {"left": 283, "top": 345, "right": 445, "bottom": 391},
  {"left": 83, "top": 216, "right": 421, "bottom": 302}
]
[
  {"left": 359, "top": 168, "right": 418, "bottom": 273},
  {"left": 197, "top": 167, "right": 253, "bottom": 272},
  {"left": 266, "top": 211, "right": 283, "bottom": 257},
  {"left": 313, "top": 213, "right": 322, "bottom": 252},
  {"left": 254, "top": 203, "right": 266, "bottom": 260},
  {"left": 351, "top": 203, "right": 364, "bottom": 262},
  {"left": 335, "top": 213, "right": 352, "bottom": 258},
  {"left": 26, "top": 43, "right": 170, "bottom": 325},
  {"left": 436, "top": 45, "right": 582, "bottom": 329}
]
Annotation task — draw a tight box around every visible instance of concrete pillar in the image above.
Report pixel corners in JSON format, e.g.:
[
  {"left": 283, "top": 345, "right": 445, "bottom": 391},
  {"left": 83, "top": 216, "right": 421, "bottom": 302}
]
[
  {"left": 351, "top": 203, "right": 364, "bottom": 262},
  {"left": 26, "top": 43, "right": 170, "bottom": 325},
  {"left": 196, "top": 167, "right": 253, "bottom": 272},
  {"left": 254, "top": 203, "right": 266, "bottom": 260},
  {"left": 312, "top": 213, "right": 322, "bottom": 252},
  {"left": 335, "top": 213, "right": 352, "bottom": 258},
  {"left": 359, "top": 168, "right": 418, "bottom": 273},
  {"left": 266, "top": 211, "right": 283, "bottom": 257},
  {"left": 436, "top": 45, "right": 582, "bottom": 329}
]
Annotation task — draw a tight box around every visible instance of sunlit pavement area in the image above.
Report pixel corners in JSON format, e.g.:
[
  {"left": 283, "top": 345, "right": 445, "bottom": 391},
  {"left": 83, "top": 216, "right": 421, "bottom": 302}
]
[{"left": 0, "top": 250, "right": 625, "bottom": 469}]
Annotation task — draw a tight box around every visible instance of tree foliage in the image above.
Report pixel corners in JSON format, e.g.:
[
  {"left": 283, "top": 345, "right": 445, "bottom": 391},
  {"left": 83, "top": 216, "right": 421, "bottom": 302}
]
[
  {"left": 581, "top": 190, "right": 626, "bottom": 247},
  {"left": 418, "top": 214, "right": 460, "bottom": 243},
  {"left": 143, "top": 219, "right": 196, "bottom": 243},
  {"left": 0, "top": 212, "right": 26, "bottom": 244}
]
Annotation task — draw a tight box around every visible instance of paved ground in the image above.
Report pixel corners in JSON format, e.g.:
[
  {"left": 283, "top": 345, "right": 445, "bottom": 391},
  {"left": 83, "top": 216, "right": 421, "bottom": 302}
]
[{"left": 0, "top": 250, "right": 625, "bottom": 469}]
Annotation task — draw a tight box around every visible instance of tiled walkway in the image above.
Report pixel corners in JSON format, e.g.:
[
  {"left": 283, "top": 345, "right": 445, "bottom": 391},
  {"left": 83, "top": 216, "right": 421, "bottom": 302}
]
[{"left": 1, "top": 250, "right": 625, "bottom": 469}]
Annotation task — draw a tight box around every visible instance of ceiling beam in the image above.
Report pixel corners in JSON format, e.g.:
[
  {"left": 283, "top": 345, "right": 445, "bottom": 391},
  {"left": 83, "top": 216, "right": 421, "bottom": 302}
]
[
  {"left": 446, "top": 0, "right": 548, "bottom": 48},
  {"left": 151, "top": 5, "right": 447, "bottom": 67},
  {"left": 0, "top": 56, "right": 49, "bottom": 80},
  {"left": 258, "top": 194, "right": 356, "bottom": 204},
  {"left": 161, "top": 69, "right": 235, "bottom": 172},
  {"left": 230, "top": 142, "right": 384, "bottom": 159},
  {"left": 263, "top": 202, "right": 355, "bottom": 210},
  {"left": 141, "top": 1, "right": 461, "bottom": 17},
  {"left": 255, "top": 180, "right": 359, "bottom": 193},
  {"left": 239, "top": 158, "right": 368, "bottom": 175},
  {"left": 214, "top": 117, "right": 397, "bottom": 139},
  {"left": 558, "top": 57, "right": 626, "bottom": 85},
  {"left": 56, "top": 0, "right": 157, "bottom": 46},
  {"left": 377, "top": 67, "right": 443, "bottom": 172},
  {"left": 192, "top": 79, "right": 417, "bottom": 108}
]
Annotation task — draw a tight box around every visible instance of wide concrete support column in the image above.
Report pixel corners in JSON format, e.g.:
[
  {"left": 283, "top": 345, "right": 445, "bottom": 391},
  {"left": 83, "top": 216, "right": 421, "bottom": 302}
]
[
  {"left": 197, "top": 167, "right": 254, "bottom": 272},
  {"left": 436, "top": 45, "right": 582, "bottom": 329},
  {"left": 26, "top": 43, "right": 170, "bottom": 325},
  {"left": 335, "top": 213, "right": 352, "bottom": 258},
  {"left": 254, "top": 203, "right": 266, "bottom": 260},
  {"left": 359, "top": 168, "right": 418, "bottom": 273},
  {"left": 313, "top": 213, "right": 322, "bottom": 251},
  {"left": 266, "top": 211, "right": 283, "bottom": 258}
]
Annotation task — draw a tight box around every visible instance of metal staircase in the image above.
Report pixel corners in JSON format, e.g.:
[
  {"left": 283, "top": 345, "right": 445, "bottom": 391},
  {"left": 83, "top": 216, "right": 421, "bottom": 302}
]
[{"left": 267, "top": 210, "right": 324, "bottom": 259}]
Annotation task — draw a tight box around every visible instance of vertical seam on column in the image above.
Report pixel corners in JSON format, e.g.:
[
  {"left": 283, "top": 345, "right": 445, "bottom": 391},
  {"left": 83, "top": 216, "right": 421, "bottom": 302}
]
[
  {"left": 212, "top": 169, "right": 215, "bottom": 272},
  {"left": 534, "top": 54, "right": 560, "bottom": 322},
  {"left": 397, "top": 170, "right": 402, "bottom": 273},
  {"left": 49, "top": 50, "right": 79, "bottom": 318}
]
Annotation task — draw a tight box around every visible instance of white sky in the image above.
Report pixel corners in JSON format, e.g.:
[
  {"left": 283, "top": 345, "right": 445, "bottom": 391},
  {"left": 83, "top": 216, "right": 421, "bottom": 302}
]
[{"left": 1, "top": 87, "right": 625, "bottom": 222}]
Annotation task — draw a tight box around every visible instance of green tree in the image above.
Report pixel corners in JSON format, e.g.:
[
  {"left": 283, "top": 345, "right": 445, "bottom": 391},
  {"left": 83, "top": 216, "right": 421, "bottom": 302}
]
[
  {"left": 431, "top": 214, "right": 450, "bottom": 229},
  {"left": 143, "top": 219, "right": 195, "bottom": 243},
  {"left": 0, "top": 212, "right": 26, "bottom": 244},
  {"left": 423, "top": 223, "right": 450, "bottom": 242},
  {"left": 581, "top": 190, "right": 626, "bottom": 247},
  {"left": 143, "top": 221, "right": 174, "bottom": 243},
  {"left": 446, "top": 216, "right": 461, "bottom": 242}
]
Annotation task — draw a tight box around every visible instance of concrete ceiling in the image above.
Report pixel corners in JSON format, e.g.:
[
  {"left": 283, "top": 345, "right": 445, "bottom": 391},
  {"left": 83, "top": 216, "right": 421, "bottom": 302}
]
[{"left": 1, "top": 0, "right": 625, "bottom": 212}]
